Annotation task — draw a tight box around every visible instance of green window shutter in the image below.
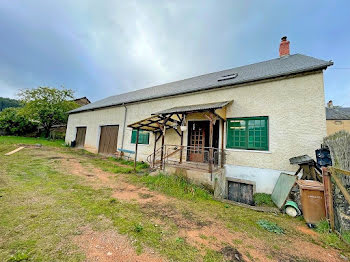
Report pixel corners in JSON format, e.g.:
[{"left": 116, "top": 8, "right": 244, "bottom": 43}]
[
  {"left": 226, "top": 117, "right": 268, "bottom": 151},
  {"left": 131, "top": 130, "right": 150, "bottom": 144}
]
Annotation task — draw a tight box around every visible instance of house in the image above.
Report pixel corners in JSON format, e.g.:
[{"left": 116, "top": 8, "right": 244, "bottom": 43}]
[
  {"left": 74, "top": 97, "right": 91, "bottom": 106},
  {"left": 65, "top": 37, "right": 332, "bottom": 195},
  {"left": 49, "top": 97, "right": 91, "bottom": 139},
  {"left": 326, "top": 100, "right": 350, "bottom": 135}
]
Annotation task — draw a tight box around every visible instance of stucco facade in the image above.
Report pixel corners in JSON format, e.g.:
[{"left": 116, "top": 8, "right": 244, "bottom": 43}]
[
  {"left": 66, "top": 71, "right": 326, "bottom": 178},
  {"left": 326, "top": 120, "right": 350, "bottom": 135}
]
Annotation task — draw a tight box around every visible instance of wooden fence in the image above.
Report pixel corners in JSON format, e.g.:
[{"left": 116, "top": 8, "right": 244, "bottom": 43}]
[{"left": 323, "top": 167, "right": 350, "bottom": 232}]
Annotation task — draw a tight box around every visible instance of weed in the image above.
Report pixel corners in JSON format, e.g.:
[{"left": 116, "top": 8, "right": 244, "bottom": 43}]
[
  {"left": 199, "top": 234, "right": 208, "bottom": 240},
  {"left": 134, "top": 223, "right": 144, "bottom": 233},
  {"left": 134, "top": 173, "right": 212, "bottom": 200},
  {"left": 253, "top": 193, "right": 275, "bottom": 207},
  {"left": 203, "top": 249, "right": 224, "bottom": 262},
  {"left": 257, "top": 220, "right": 284, "bottom": 234},
  {"left": 175, "top": 237, "right": 184, "bottom": 244},
  {"left": 109, "top": 198, "right": 117, "bottom": 204},
  {"left": 343, "top": 231, "right": 350, "bottom": 244},
  {"left": 316, "top": 220, "right": 330, "bottom": 233},
  {"left": 8, "top": 252, "right": 29, "bottom": 262}
]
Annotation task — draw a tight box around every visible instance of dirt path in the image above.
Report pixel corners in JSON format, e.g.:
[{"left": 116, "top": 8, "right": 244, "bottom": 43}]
[{"left": 50, "top": 149, "right": 346, "bottom": 262}]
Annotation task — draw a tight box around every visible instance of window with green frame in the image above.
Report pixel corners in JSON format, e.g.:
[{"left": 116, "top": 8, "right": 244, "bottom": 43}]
[
  {"left": 226, "top": 117, "right": 268, "bottom": 151},
  {"left": 131, "top": 130, "right": 150, "bottom": 144}
]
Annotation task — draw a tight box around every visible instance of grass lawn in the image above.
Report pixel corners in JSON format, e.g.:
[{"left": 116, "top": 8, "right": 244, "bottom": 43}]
[
  {"left": 0, "top": 136, "right": 65, "bottom": 147},
  {"left": 0, "top": 136, "right": 349, "bottom": 262}
]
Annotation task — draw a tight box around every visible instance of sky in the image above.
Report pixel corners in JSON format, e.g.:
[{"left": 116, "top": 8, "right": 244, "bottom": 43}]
[{"left": 0, "top": 1, "right": 349, "bottom": 106}]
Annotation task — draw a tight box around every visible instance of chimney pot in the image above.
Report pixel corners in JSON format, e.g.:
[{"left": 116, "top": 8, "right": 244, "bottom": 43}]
[
  {"left": 327, "top": 100, "right": 334, "bottom": 108},
  {"left": 279, "top": 36, "right": 290, "bottom": 57}
]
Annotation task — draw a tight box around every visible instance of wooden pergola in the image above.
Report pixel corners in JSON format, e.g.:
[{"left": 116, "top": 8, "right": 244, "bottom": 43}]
[{"left": 127, "top": 101, "right": 232, "bottom": 171}]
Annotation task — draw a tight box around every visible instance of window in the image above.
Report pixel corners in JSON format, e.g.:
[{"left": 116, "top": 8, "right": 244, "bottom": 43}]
[
  {"left": 335, "top": 120, "right": 343, "bottom": 125},
  {"left": 226, "top": 117, "right": 268, "bottom": 151},
  {"left": 131, "top": 130, "right": 150, "bottom": 144},
  {"left": 218, "top": 73, "right": 238, "bottom": 81}
]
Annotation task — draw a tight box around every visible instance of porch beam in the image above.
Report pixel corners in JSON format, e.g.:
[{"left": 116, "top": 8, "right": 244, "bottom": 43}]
[{"left": 174, "top": 128, "right": 181, "bottom": 137}]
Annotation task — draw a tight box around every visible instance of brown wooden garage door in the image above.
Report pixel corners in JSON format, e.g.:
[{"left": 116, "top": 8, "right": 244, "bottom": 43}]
[
  {"left": 75, "top": 127, "right": 87, "bottom": 148},
  {"left": 98, "top": 125, "right": 119, "bottom": 155}
]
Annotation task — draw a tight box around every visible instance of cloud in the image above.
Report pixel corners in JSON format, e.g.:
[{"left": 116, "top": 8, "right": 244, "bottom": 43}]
[{"left": 0, "top": 1, "right": 349, "bottom": 106}]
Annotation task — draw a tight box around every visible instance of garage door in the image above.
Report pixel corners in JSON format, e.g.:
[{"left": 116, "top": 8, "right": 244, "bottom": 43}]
[
  {"left": 228, "top": 181, "right": 254, "bottom": 205},
  {"left": 98, "top": 125, "right": 119, "bottom": 155},
  {"left": 75, "top": 127, "right": 87, "bottom": 148}
]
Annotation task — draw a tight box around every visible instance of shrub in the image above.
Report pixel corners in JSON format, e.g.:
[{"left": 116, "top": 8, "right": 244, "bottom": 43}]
[{"left": 0, "top": 108, "right": 38, "bottom": 136}]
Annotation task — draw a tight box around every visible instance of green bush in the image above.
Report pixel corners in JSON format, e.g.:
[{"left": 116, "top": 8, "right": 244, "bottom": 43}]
[{"left": 0, "top": 108, "right": 38, "bottom": 136}]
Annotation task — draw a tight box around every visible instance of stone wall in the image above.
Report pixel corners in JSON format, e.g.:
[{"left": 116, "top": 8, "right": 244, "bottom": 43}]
[{"left": 324, "top": 131, "right": 350, "bottom": 232}]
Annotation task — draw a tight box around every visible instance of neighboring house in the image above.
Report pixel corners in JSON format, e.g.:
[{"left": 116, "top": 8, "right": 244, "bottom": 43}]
[
  {"left": 326, "top": 100, "right": 350, "bottom": 135},
  {"left": 74, "top": 97, "right": 91, "bottom": 106},
  {"left": 66, "top": 37, "right": 332, "bottom": 195},
  {"left": 49, "top": 97, "right": 91, "bottom": 138}
]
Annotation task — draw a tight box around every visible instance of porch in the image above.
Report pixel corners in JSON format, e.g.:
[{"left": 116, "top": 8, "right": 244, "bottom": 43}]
[{"left": 127, "top": 101, "right": 232, "bottom": 173}]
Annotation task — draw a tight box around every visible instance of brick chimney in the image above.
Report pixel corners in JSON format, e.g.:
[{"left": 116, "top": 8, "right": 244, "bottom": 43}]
[
  {"left": 279, "top": 36, "right": 290, "bottom": 57},
  {"left": 327, "top": 100, "right": 334, "bottom": 108}
]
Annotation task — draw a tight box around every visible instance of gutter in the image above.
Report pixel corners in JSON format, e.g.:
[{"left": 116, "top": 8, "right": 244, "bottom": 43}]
[{"left": 120, "top": 103, "right": 128, "bottom": 150}]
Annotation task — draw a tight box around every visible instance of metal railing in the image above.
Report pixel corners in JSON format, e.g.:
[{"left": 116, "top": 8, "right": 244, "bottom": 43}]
[{"left": 147, "top": 144, "right": 225, "bottom": 172}]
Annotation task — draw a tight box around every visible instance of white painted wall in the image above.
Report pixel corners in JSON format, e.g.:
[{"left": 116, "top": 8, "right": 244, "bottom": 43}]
[
  {"left": 66, "top": 72, "right": 327, "bottom": 177},
  {"left": 225, "top": 165, "right": 294, "bottom": 194}
]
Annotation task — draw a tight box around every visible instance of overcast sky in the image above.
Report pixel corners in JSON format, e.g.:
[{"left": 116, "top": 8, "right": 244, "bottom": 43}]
[{"left": 0, "top": 1, "right": 349, "bottom": 106}]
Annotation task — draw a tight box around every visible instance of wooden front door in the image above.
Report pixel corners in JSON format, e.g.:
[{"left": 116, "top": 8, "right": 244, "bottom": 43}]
[
  {"left": 189, "top": 123, "right": 205, "bottom": 162},
  {"left": 228, "top": 181, "right": 254, "bottom": 205},
  {"left": 75, "top": 127, "right": 86, "bottom": 148},
  {"left": 98, "top": 125, "right": 119, "bottom": 155}
]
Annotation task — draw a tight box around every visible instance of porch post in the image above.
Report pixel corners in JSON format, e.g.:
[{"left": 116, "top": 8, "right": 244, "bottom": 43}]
[
  {"left": 160, "top": 127, "right": 165, "bottom": 170},
  {"left": 179, "top": 113, "right": 185, "bottom": 164},
  {"left": 209, "top": 119, "right": 213, "bottom": 174},
  {"left": 179, "top": 131, "right": 184, "bottom": 164},
  {"left": 134, "top": 128, "right": 140, "bottom": 172},
  {"left": 153, "top": 132, "right": 157, "bottom": 168},
  {"left": 221, "top": 119, "right": 225, "bottom": 168}
]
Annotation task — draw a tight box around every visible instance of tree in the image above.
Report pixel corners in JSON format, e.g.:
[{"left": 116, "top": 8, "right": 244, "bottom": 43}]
[
  {"left": 0, "top": 97, "right": 21, "bottom": 111},
  {"left": 0, "top": 107, "right": 38, "bottom": 135},
  {"left": 18, "top": 87, "right": 79, "bottom": 137}
]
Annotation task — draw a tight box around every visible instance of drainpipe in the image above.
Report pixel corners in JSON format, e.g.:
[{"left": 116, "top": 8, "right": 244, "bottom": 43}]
[{"left": 121, "top": 103, "right": 128, "bottom": 150}]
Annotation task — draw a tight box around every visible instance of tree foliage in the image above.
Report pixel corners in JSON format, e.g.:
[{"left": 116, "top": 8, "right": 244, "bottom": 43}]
[
  {"left": 18, "top": 87, "right": 79, "bottom": 137},
  {"left": 0, "top": 97, "right": 21, "bottom": 111},
  {"left": 0, "top": 107, "right": 38, "bottom": 135}
]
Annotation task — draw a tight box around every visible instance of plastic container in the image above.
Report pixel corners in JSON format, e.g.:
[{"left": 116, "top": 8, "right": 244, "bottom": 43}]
[{"left": 297, "top": 180, "right": 326, "bottom": 224}]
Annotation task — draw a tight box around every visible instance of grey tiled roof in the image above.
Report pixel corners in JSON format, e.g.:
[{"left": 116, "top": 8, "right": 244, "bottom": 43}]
[
  {"left": 70, "top": 54, "right": 333, "bottom": 114},
  {"left": 326, "top": 107, "right": 350, "bottom": 120},
  {"left": 154, "top": 101, "right": 231, "bottom": 115}
]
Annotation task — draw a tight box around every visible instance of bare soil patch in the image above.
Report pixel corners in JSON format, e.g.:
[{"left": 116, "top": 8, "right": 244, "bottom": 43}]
[{"left": 74, "top": 226, "right": 164, "bottom": 262}]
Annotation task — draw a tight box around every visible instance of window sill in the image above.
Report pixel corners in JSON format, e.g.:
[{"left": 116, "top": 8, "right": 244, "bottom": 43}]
[
  {"left": 225, "top": 148, "right": 271, "bottom": 154},
  {"left": 130, "top": 143, "right": 150, "bottom": 146}
]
